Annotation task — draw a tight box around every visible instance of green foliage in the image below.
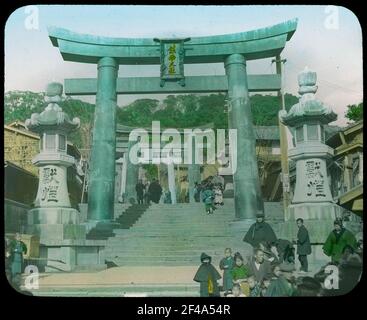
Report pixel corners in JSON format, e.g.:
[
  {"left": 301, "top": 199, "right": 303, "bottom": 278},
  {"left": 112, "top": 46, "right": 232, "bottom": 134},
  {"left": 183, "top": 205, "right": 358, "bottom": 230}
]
[
  {"left": 345, "top": 102, "right": 363, "bottom": 122},
  {"left": 4, "top": 90, "right": 300, "bottom": 153},
  {"left": 142, "top": 164, "right": 158, "bottom": 180},
  {"left": 250, "top": 93, "right": 298, "bottom": 126},
  {"left": 4, "top": 91, "right": 45, "bottom": 123}
]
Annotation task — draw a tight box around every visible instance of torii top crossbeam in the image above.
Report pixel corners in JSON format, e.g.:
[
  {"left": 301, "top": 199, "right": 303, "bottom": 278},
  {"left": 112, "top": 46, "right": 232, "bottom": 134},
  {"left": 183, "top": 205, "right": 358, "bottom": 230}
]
[{"left": 48, "top": 19, "right": 297, "bottom": 64}]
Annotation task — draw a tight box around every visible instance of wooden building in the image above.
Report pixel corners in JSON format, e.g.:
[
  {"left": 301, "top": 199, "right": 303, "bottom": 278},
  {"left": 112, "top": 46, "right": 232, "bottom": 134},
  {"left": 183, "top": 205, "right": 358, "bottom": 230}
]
[{"left": 327, "top": 120, "right": 363, "bottom": 216}]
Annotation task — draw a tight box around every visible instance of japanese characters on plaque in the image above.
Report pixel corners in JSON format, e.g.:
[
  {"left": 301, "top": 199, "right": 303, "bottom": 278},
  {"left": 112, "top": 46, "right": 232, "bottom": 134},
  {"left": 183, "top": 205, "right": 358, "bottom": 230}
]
[
  {"left": 305, "top": 160, "right": 326, "bottom": 198},
  {"left": 154, "top": 38, "right": 190, "bottom": 87},
  {"left": 41, "top": 166, "right": 60, "bottom": 203}
]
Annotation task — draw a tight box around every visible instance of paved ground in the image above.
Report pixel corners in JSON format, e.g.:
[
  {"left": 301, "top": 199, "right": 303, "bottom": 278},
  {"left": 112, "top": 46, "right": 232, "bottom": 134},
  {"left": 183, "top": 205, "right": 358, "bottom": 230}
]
[
  {"left": 19, "top": 265, "right": 318, "bottom": 297},
  {"left": 31, "top": 266, "right": 198, "bottom": 288}
]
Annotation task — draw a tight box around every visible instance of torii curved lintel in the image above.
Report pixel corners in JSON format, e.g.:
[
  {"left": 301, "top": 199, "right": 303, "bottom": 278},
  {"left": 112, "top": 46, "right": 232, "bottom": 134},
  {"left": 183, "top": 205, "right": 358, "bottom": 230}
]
[{"left": 48, "top": 19, "right": 297, "bottom": 64}]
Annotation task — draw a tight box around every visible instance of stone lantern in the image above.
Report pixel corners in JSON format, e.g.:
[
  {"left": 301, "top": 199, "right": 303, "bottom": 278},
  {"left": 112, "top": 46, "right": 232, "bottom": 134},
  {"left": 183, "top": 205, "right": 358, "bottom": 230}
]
[
  {"left": 26, "top": 82, "right": 80, "bottom": 218},
  {"left": 278, "top": 67, "right": 344, "bottom": 267},
  {"left": 280, "top": 67, "right": 339, "bottom": 220},
  {"left": 25, "top": 83, "right": 105, "bottom": 272}
]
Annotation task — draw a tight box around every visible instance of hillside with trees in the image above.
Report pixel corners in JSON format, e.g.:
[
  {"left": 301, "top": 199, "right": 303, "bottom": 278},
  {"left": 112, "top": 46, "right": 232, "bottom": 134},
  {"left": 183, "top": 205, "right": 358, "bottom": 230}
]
[{"left": 5, "top": 91, "right": 299, "bottom": 153}]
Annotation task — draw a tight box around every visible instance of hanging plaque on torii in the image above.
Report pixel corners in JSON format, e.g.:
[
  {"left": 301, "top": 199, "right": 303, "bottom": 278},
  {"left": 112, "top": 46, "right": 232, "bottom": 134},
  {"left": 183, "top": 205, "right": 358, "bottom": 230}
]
[{"left": 154, "top": 37, "right": 190, "bottom": 87}]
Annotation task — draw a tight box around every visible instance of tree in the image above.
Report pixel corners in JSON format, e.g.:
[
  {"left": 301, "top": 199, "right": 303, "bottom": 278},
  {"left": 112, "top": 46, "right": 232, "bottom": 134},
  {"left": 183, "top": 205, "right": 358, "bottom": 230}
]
[{"left": 345, "top": 103, "right": 363, "bottom": 123}]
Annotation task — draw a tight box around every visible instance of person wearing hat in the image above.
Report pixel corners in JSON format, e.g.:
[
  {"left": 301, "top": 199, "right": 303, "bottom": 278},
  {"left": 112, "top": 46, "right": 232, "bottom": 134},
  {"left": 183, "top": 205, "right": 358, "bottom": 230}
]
[
  {"left": 243, "top": 212, "right": 277, "bottom": 248},
  {"left": 263, "top": 263, "right": 295, "bottom": 297},
  {"left": 322, "top": 219, "right": 357, "bottom": 264},
  {"left": 193, "top": 252, "right": 221, "bottom": 297}
]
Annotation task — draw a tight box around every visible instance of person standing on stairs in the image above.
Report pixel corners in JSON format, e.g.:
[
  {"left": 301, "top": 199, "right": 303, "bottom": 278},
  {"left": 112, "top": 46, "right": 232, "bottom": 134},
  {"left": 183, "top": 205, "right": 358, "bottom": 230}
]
[
  {"left": 135, "top": 179, "right": 145, "bottom": 205},
  {"left": 243, "top": 212, "right": 277, "bottom": 248},
  {"left": 144, "top": 180, "right": 150, "bottom": 204},
  {"left": 293, "top": 218, "right": 312, "bottom": 273},
  {"left": 219, "top": 248, "right": 234, "bottom": 295},
  {"left": 201, "top": 183, "right": 215, "bottom": 214},
  {"left": 193, "top": 252, "right": 221, "bottom": 297},
  {"left": 148, "top": 178, "right": 163, "bottom": 204}
]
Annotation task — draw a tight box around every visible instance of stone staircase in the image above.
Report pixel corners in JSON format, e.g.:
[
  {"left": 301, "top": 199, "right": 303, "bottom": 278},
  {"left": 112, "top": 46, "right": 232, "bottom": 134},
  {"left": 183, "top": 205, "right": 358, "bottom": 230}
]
[
  {"left": 103, "top": 200, "right": 285, "bottom": 267},
  {"left": 86, "top": 204, "right": 150, "bottom": 240}
]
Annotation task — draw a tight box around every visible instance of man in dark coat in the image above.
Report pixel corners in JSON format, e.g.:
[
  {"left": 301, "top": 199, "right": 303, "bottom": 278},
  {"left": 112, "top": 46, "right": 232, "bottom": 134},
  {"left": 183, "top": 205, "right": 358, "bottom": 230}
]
[
  {"left": 295, "top": 218, "right": 312, "bottom": 272},
  {"left": 148, "top": 178, "right": 162, "bottom": 204},
  {"left": 243, "top": 212, "right": 277, "bottom": 248},
  {"left": 193, "top": 252, "right": 221, "bottom": 297},
  {"left": 135, "top": 179, "right": 145, "bottom": 204},
  {"left": 246, "top": 248, "right": 272, "bottom": 284}
]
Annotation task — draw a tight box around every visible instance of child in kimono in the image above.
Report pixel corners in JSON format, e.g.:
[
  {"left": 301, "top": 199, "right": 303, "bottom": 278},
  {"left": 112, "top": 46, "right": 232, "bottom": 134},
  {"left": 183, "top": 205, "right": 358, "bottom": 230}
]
[
  {"left": 231, "top": 252, "right": 250, "bottom": 296},
  {"left": 226, "top": 284, "right": 246, "bottom": 297},
  {"left": 248, "top": 275, "right": 261, "bottom": 297},
  {"left": 213, "top": 185, "right": 224, "bottom": 206},
  {"left": 194, "top": 252, "right": 221, "bottom": 297},
  {"left": 219, "top": 248, "right": 234, "bottom": 294},
  {"left": 201, "top": 184, "right": 215, "bottom": 214}
]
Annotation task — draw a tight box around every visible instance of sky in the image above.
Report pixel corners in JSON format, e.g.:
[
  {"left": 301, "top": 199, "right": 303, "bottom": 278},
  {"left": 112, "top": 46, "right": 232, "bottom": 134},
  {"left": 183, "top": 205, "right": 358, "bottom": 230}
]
[{"left": 4, "top": 5, "right": 363, "bottom": 126}]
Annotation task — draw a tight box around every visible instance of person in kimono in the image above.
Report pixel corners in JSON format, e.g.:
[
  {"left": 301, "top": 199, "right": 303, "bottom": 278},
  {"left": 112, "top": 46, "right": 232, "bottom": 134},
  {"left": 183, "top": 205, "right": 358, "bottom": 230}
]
[
  {"left": 231, "top": 252, "right": 250, "bottom": 296},
  {"left": 144, "top": 181, "right": 150, "bottom": 204},
  {"left": 260, "top": 277, "right": 271, "bottom": 297},
  {"left": 219, "top": 248, "right": 234, "bottom": 294},
  {"left": 243, "top": 212, "right": 277, "bottom": 248},
  {"left": 211, "top": 172, "right": 224, "bottom": 187},
  {"left": 163, "top": 189, "right": 172, "bottom": 204},
  {"left": 276, "top": 238, "right": 296, "bottom": 264},
  {"left": 295, "top": 218, "right": 312, "bottom": 272},
  {"left": 201, "top": 184, "right": 215, "bottom": 214},
  {"left": 246, "top": 248, "right": 272, "bottom": 284},
  {"left": 264, "top": 264, "right": 294, "bottom": 297},
  {"left": 323, "top": 219, "right": 357, "bottom": 264},
  {"left": 225, "top": 284, "right": 246, "bottom": 297},
  {"left": 193, "top": 182, "right": 202, "bottom": 202},
  {"left": 259, "top": 241, "right": 279, "bottom": 266},
  {"left": 8, "top": 233, "right": 27, "bottom": 285},
  {"left": 248, "top": 275, "right": 261, "bottom": 297},
  {"left": 213, "top": 184, "right": 224, "bottom": 206},
  {"left": 193, "top": 252, "right": 221, "bottom": 297},
  {"left": 148, "top": 178, "right": 162, "bottom": 204}
]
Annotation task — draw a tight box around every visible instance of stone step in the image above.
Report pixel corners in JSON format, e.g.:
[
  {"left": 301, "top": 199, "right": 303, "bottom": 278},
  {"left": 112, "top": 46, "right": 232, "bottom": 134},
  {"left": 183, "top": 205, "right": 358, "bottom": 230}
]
[
  {"left": 111, "top": 228, "right": 233, "bottom": 234},
  {"left": 135, "top": 219, "right": 233, "bottom": 224},
  {"left": 104, "top": 250, "right": 231, "bottom": 257},
  {"left": 111, "top": 234, "right": 232, "bottom": 239},
  {"left": 107, "top": 241, "right": 235, "bottom": 248},
  {"left": 143, "top": 208, "right": 234, "bottom": 213},
  {"left": 105, "top": 241, "right": 238, "bottom": 248},
  {"left": 104, "top": 245, "right": 233, "bottom": 252},
  {"left": 133, "top": 221, "right": 232, "bottom": 225},
  {"left": 108, "top": 258, "right": 221, "bottom": 267},
  {"left": 114, "top": 228, "right": 231, "bottom": 234},
  {"left": 105, "top": 245, "right": 235, "bottom": 251},
  {"left": 131, "top": 222, "right": 232, "bottom": 227},
  {"left": 139, "top": 210, "right": 233, "bottom": 215},
  {"left": 106, "top": 243, "right": 235, "bottom": 250},
  {"left": 29, "top": 284, "right": 200, "bottom": 297},
  {"left": 132, "top": 216, "right": 231, "bottom": 221}
]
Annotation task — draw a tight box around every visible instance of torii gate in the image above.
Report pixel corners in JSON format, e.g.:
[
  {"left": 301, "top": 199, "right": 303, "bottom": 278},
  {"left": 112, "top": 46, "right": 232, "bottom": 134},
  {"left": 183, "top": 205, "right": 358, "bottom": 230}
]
[{"left": 48, "top": 19, "right": 297, "bottom": 222}]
